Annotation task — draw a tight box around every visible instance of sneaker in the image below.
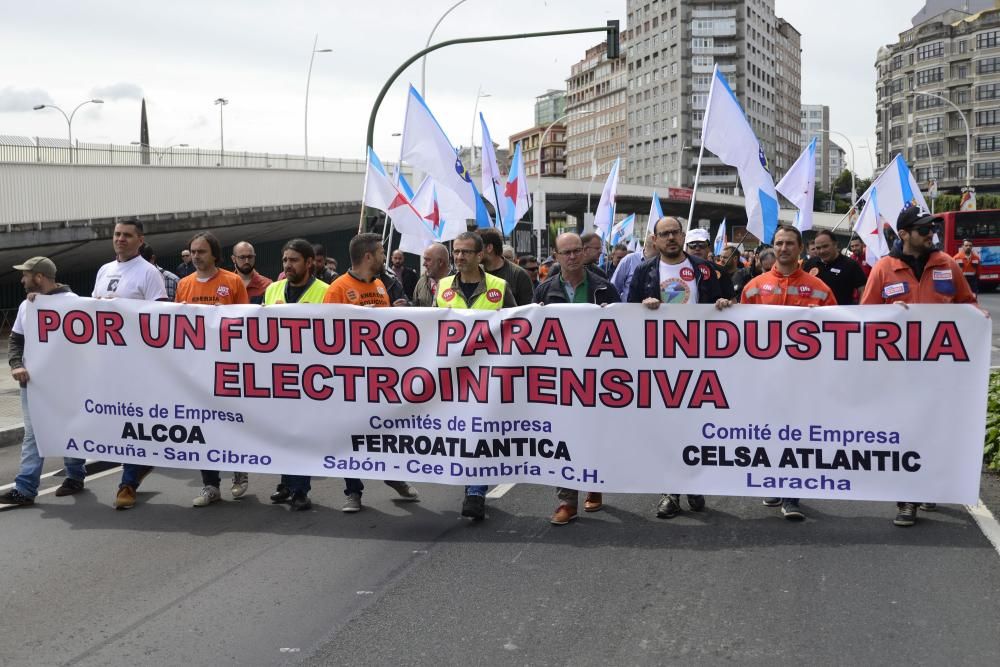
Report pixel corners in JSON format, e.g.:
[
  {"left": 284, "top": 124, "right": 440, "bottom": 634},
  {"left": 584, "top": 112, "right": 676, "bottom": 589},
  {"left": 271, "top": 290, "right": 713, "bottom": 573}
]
[
  {"left": 583, "top": 492, "right": 603, "bottom": 512},
  {"left": 762, "top": 497, "right": 782, "bottom": 507},
  {"left": 270, "top": 484, "right": 291, "bottom": 504},
  {"left": 55, "top": 478, "right": 85, "bottom": 497},
  {"left": 384, "top": 480, "right": 419, "bottom": 501},
  {"left": 192, "top": 486, "right": 222, "bottom": 507},
  {"left": 289, "top": 492, "right": 312, "bottom": 512},
  {"left": 919, "top": 502, "right": 937, "bottom": 512},
  {"left": 656, "top": 494, "right": 682, "bottom": 519},
  {"left": 114, "top": 485, "right": 137, "bottom": 510},
  {"left": 550, "top": 503, "right": 578, "bottom": 525},
  {"left": 342, "top": 493, "right": 363, "bottom": 513},
  {"left": 894, "top": 502, "right": 918, "bottom": 527},
  {"left": 686, "top": 494, "right": 706, "bottom": 512},
  {"left": 231, "top": 472, "right": 249, "bottom": 499},
  {"left": 0, "top": 489, "right": 35, "bottom": 507},
  {"left": 461, "top": 494, "right": 486, "bottom": 521},
  {"left": 781, "top": 499, "right": 805, "bottom": 521}
]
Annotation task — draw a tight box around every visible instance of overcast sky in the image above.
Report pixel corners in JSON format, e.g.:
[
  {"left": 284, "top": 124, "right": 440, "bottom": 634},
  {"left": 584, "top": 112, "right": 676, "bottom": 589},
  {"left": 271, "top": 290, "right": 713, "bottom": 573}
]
[{"left": 0, "top": 0, "right": 926, "bottom": 176}]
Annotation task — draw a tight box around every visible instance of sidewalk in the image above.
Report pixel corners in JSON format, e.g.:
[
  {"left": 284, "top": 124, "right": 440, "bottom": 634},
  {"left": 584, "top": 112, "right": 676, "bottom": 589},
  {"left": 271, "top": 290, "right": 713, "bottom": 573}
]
[{"left": 0, "top": 334, "right": 24, "bottom": 448}]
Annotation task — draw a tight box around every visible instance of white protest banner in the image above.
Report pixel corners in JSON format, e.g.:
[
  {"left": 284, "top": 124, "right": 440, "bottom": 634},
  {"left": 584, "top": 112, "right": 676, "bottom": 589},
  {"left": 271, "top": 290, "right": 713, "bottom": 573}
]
[{"left": 25, "top": 298, "right": 990, "bottom": 503}]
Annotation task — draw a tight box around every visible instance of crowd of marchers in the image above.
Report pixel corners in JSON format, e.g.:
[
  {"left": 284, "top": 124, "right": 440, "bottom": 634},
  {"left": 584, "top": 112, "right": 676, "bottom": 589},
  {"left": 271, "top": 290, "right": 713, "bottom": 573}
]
[{"left": 1, "top": 209, "right": 986, "bottom": 529}]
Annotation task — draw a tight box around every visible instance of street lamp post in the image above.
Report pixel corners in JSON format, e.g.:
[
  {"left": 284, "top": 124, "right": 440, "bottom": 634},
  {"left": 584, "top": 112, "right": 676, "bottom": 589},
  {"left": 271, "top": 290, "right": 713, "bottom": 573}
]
[
  {"left": 214, "top": 98, "right": 228, "bottom": 166},
  {"left": 469, "top": 86, "right": 490, "bottom": 174},
  {"left": 304, "top": 34, "right": 332, "bottom": 168},
  {"left": 33, "top": 98, "right": 104, "bottom": 163},
  {"left": 911, "top": 89, "right": 971, "bottom": 192},
  {"left": 420, "top": 0, "right": 470, "bottom": 98}
]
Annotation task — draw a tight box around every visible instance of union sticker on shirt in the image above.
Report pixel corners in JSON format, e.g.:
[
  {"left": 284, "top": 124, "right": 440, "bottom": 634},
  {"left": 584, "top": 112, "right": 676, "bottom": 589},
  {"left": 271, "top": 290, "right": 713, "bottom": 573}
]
[
  {"left": 932, "top": 269, "right": 952, "bottom": 281},
  {"left": 883, "top": 281, "right": 909, "bottom": 298},
  {"left": 486, "top": 288, "right": 502, "bottom": 303},
  {"left": 216, "top": 285, "right": 230, "bottom": 297},
  {"left": 798, "top": 284, "right": 813, "bottom": 296},
  {"left": 345, "top": 288, "right": 359, "bottom": 302},
  {"left": 376, "top": 285, "right": 387, "bottom": 295},
  {"left": 441, "top": 288, "right": 456, "bottom": 302},
  {"left": 679, "top": 267, "right": 695, "bottom": 281},
  {"left": 659, "top": 278, "right": 692, "bottom": 304},
  {"left": 698, "top": 264, "right": 711, "bottom": 280}
]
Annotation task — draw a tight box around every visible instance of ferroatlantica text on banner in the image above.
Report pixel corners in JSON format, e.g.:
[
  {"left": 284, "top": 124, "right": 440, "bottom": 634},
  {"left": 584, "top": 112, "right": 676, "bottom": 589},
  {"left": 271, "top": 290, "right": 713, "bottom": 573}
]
[{"left": 25, "top": 297, "right": 990, "bottom": 503}]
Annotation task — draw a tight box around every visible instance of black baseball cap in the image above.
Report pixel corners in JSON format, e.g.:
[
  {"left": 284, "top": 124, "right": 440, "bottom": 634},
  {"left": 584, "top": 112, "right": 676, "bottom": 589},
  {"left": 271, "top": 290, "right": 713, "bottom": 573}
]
[{"left": 897, "top": 207, "right": 942, "bottom": 231}]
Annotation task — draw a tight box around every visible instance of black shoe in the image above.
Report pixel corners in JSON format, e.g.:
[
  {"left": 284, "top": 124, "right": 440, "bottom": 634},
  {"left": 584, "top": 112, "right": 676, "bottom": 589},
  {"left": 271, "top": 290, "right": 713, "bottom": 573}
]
[
  {"left": 686, "top": 494, "right": 706, "bottom": 512},
  {"left": 55, "top": 478, "right": 84, "bottom": 497},
  {"left": 0, "top": 489, "right": 34, "bottom": 507},
  {"left": 894, "top": 502, "right": 918, "bottom": 527},
  {"left": 762, "top": 497, "right": 782, "bottom": 507},
  {"left": 918, "top": 503, "right": 937, "bottom": 512},
  {"left": 656, "top": 494, "right": 682, "bottom": 519},
  {"left": 289, "top": 492, "right": 312, "bottom": 511},
  {"left": 270, "top": 484, "right": 291, "bottom": 504},
  {"left": 781, "top": 499, "right": 805, "bottom": 520},
  {"left": 461, "top": 494, "right": 486, "bottom": 520}
]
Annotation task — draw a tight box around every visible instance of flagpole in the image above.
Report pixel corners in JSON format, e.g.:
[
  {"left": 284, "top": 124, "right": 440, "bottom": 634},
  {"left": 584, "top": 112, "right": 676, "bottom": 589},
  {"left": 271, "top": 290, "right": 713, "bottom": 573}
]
[{"left": 685, "top": 142, "right": 706, "bottom": 232}]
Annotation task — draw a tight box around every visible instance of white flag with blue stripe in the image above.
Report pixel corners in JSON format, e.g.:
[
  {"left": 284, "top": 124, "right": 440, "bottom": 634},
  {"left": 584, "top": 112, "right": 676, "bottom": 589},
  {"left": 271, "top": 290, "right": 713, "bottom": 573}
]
[
  {"left": 594, "top": 157, "right": 620, "bottom": 240},
  {"left": 714, "top": 219, "right": 727, "bottom": 257},
  {"left": 858, "top": 154, "right": 929, "bottom": 233},
  {"left": 645, "top": 191, "right": 664, "bottom": 237},
  {"left": 701, "top": 66, "right": 779, "bottom": 243},
  {"left": 610, "top": 213, "right": 636, "bottom": 247},
  {"left": 776, "top": 137, "right": 817, "bottom": 232}
]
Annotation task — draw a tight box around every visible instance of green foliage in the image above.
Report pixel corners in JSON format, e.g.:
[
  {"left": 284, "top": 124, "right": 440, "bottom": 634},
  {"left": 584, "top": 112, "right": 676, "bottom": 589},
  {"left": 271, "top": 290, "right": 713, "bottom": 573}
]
[
  {"left": 985, "top": 370, "right": 1000, "bottom": 471},
  {"left": 933, "top": 193, "right": 1000, "bottom": 212}
]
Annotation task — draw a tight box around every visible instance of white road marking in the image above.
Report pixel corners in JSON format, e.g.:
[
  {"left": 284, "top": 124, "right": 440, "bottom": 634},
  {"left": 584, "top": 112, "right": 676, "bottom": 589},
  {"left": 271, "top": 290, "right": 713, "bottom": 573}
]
[
  {"left": 486, "top": 483, "right": 516, "bottom": 499},
  {"left": 0, "top": 466, "right": 122, "bottom": 509},
  {"left": 966, "top": 498, "right": 1000, "bottom": 558},
  {"left": 0, "top": 459, "right": 103, "bottom": 492}
]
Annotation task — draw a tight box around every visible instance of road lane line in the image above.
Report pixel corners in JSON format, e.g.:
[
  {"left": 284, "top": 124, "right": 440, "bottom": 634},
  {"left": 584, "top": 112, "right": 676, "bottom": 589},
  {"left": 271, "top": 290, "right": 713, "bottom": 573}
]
[
  {"left": 0, "top": 459, "right": 110, "bottom": 492},
  {"left": 966, "top": 498, "right": 1000, "bottom": 558},
  {"left": 486, "top": 483, "right": 516, "bottom": 499},
  {"left": 0, "top": 466, "right": 123, "bottom": 509}
]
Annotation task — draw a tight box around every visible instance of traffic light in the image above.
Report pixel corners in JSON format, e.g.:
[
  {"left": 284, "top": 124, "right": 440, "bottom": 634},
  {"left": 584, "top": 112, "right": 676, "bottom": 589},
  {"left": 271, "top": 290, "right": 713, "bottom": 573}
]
[{"left": 607, "top": 20, "right": 620, "bottom": 59}]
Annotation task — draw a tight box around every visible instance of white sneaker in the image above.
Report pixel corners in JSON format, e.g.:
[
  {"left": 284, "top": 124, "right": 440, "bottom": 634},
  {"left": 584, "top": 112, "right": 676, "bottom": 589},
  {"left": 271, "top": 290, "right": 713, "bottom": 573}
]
[
  {"left": 231, "top": 472, "right": 249, "bottom": 498},
  {"left": 193, "top": 486, "right": 222, "bottom": 507}
]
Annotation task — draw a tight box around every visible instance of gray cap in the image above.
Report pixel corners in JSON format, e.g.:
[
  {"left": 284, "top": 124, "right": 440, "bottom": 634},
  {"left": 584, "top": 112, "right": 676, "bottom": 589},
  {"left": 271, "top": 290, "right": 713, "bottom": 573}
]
[{"left": 13, "top": 256, "right": 57, "bottom": 279}]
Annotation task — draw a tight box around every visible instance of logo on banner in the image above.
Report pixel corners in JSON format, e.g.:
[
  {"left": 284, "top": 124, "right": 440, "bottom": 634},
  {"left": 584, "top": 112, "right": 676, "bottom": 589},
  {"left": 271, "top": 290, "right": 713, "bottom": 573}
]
[
  {"left": 441, "top": 288, "right": 456, "bottom": 302},
  {"left": 680, "top": 267, "right": 695, "bottom": 282},
  {"left": 486, "top": 288, "right": 502, "bottom": 303},
  {"left": 217, "top": 286, "right": 231, "bottom": 298}
]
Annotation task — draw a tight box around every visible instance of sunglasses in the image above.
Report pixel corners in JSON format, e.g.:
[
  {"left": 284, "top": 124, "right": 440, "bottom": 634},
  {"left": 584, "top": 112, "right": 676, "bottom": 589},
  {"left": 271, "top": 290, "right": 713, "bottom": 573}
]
[
  {"left": 910, "top": 224, "right": 940, "bottom": 236},
  {"left": 687, "top": 242, "right": 708, "bottom": 249}
]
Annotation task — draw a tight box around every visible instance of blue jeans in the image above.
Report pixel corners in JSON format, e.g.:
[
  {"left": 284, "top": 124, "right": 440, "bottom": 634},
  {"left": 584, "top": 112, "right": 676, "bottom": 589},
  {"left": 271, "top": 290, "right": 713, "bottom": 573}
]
[
  {"left": 15, "top": 388, "right": 86, "bottom": 498},
  {"left": 344, "top": 478, "right": 364, "bottom": 496},
  {"left": 282, "top": 475, "right": 311, "bottom": 494},
  {"left": 466, "top": 485, "right": 487, "bottom": 497},
  {"left": 120, "top": 464, "right": 153, "bottom": 489}
]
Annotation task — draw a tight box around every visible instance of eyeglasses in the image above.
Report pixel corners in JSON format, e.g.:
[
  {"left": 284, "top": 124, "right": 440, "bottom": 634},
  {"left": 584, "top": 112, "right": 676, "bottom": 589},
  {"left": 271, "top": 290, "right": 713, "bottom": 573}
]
[
  {"left": 686, "top": 242, "right": 708, "bottom": 249},
  {"left": 556, "top": 248, "right": 585, "bottom": 257},
  {"left": 234, "top": 254, "right": 255, "bottom": 261},
  {"left": 452, "top": 248, "right": 478, "bottom": 256},
  {"left": 911, "top": 225, "right": 939, "bottom": 236},
  {"left": 656, "top": 229, "right": 683, "bottom": 238}
]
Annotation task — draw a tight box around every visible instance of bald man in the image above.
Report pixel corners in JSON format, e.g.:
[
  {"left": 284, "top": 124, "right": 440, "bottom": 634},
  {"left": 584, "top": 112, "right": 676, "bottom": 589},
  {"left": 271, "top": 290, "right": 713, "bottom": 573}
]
[
  {"left": 412, "top": 243, "right": 452, "bottom": 307},
  {"left": 231, "top": 240, "right": 272, "bottom": 304}
]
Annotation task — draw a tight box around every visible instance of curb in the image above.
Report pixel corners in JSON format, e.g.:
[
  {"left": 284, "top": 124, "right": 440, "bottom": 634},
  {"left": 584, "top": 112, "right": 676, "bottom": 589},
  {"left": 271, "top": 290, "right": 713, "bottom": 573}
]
[{"left": 0, "top": 425, "right": 24, "bottom": 449}]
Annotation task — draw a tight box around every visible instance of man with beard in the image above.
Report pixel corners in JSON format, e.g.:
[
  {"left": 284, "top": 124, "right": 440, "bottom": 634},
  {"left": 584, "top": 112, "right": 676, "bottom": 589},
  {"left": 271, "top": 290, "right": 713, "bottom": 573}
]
[
  {"left": 312, "top": 243, "right": 337, "bottom": 283},
  {"left": 231, "top": 240, "right": 272, "bottom": 304},
  {"left": 0, "top": 257, "right": 87, "bottom": 507},
  {"left": 803, "top": 230, "right": 867, "bottom": 305},
  {"left": 390, "top": 249, "right": 419, "bottom": 301},
  {"left": 628, "top": 216, "right": 722, "bottom": 520},
  {"left": 849, "top": 237, "right": 871, "bottom": 278},
  {"left": 264, "top": 239, "right": 331, "bottom": 511},
  {"left": 478, "top": 227, "right": 535, "bottom": 306},
  {"left": 324, "top": 233, "right": 420, "bottom": 512},
  {"left": 861, "top": 207, "right": 981, "bottom": 527}
]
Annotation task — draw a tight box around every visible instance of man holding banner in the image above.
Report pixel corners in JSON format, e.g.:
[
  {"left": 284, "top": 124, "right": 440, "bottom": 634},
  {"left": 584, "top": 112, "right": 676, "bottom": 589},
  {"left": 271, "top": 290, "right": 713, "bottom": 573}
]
[
  {"left": 861, "top": 207, "right": 982, "bottom": 527},
  {"left": 264, "top": 238, "right": 330, "bottom": 511},
  {"left": 628, "top": 216, "right": 721, "bottom": 519}
]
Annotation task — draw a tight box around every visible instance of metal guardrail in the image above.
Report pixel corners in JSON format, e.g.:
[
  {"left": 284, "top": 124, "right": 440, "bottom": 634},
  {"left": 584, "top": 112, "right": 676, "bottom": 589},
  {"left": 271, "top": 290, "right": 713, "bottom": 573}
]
[{"left": 0, "top": 135, "right": 369, "bottom": 172}]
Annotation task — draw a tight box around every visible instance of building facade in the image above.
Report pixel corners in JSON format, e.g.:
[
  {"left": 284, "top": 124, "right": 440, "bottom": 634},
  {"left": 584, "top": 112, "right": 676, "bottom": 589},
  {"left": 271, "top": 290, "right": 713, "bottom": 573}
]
[
  {"left": 622, "top": 0, "right": 801, "bottom": 192},
  {"left": 509, "top": 124, "right": 566, "bottom": 178},
  {"left": 535, "top": 90, "right": 567, "bottom": 126},
  {"left": 875, "top": 6, "right": 1000, "bottom": 194},
  {"left": 801, "top": 104, "right": 835, "bottom": 191},
  {"left": 564, "top": 41, "right": 628, "bottom": 180}
]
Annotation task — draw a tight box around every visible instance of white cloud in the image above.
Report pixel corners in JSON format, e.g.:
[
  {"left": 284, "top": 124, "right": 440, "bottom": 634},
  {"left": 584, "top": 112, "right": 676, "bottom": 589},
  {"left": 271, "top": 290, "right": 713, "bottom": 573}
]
[
  {"left": 90, "top": 82, "right": 144, "bottom": 101},
  {"left": 0, "top": 86, "right": 54, "bottom": 112}
]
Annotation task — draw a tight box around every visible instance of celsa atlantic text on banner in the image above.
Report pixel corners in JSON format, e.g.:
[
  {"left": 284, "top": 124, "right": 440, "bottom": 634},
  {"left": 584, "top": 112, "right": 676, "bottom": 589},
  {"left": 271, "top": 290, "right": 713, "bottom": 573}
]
[{"left": 24, "top": 297, "right": 990, "bottom": 504}]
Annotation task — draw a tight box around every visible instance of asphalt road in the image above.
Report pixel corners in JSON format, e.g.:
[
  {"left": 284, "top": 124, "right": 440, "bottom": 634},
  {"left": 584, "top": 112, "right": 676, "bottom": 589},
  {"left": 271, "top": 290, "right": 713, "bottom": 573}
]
[{"left": 1, "top": 447, "right": 999, "bottom": 666}]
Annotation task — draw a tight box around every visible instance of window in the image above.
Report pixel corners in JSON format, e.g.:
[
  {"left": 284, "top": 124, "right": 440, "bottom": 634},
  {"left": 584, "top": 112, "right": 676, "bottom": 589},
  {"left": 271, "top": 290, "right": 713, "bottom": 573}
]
[
  {"left": 915, "top": 95, "right": 942, "bottom": 110},
  {"left": 954, "top": 211, "right": 1000, "bottom": 240},
  {"left": 916, "top": 67, "right": 943, "bottom": 85},
  {"left": 978, "top": 83, "right": 1000, "bottom": 100},
  {"left": 976, "top": 162, "right": 1000, "bottom": 178},
  {"left": 892, "top": 54, "right": 903, "bottom": 69},
  {"left": 890, "top": 78, "right": 904, "bottom": 94},
  {"left": 890, "top": 126, "right": 903, "bottom": 141},
  {"left": 977, "top": 30, "right": 1000, "bottom": 49},
  {"left": 916, "top": 116, "right": 942, "bottom": 133},
  {"left": 977, "top": 57, "right": 1000, "bottom": 74},
  {"left": 977, "top": 109, "right": 1000, "bottom": 126},
  {"left": 915, "top": 141, "right": 943, "bottom": 158},
  {"left": 891, "top": 102, "right": 903, "bottom": 117},
  {"left": 916, "top": 42, "right": 943, "bottom": 60}
]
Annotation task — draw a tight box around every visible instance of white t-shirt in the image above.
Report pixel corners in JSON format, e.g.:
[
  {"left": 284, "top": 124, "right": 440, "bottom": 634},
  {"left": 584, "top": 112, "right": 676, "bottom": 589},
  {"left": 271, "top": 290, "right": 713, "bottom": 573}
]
[
  {"left": 13, "top": 290, "right": 77, "bottom": 364},
  {"left": 92, "top": 255, "right": 167, "bottom": 301},
  {"left": 658, "top": 259, "right": 697, "bottom": 305}
]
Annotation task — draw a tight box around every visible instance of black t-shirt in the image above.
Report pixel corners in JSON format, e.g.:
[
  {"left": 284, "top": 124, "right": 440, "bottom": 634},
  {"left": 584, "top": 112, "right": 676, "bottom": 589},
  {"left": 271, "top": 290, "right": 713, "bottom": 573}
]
[
  {"left": 284, "top": 277, "right": 315, "bottom": 304},
  {"left": 457, "top": 277, "right": 479, "bottom": 304},
  {"left": 803, "top": 254, "right": 867, "bottom": 305}
]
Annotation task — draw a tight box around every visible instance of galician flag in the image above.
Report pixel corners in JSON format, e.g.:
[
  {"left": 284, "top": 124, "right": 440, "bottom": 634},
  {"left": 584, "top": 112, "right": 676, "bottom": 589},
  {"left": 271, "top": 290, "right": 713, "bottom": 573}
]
[
  {"left": 363, "top": 147, "right": 427, "bottom": 237},
  {"left": 645, "top": 191, "right": 664, "bottom": 237},
  {"left": 594, "top": 156, "right": 621, "bottom": 240},
  {"left": 858, "top": 154, "right": 929, "bottom": 233},
  {"left": 400, "top": 85, "right": 481, "bottom": 225},
  {"left": 479, "top": 112, "right": 505, "bottom": 227},
  {"left": 854, "top": 186, "right": 889, "bottom": 265},
  {"left": 701, "top": 65, "right": 779, "bottom": 243},
  {"left": 610, "top": 213, "right": 636, "bottom": 247},
  {"left": 412, "top": 178, "right": 466, "bottom": 243},
  {"left": 776, "top": 137, "right": 817, "bottom": 232},
  {"left": 714, "top": 219, "right": 727, "bottom": 257},
  {"left": 502, "top": 141, "right": 531, "bottom": 237}
]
